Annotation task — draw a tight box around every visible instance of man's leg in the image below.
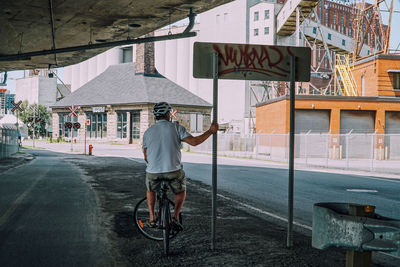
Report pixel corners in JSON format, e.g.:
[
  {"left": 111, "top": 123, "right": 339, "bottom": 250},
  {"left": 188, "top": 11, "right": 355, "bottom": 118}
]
[
  {"left": 146, "top": 190, "right": 156, "bottom": 221},
  {"left": 173, "top": 190, "right": 186, "bottom": 220}
]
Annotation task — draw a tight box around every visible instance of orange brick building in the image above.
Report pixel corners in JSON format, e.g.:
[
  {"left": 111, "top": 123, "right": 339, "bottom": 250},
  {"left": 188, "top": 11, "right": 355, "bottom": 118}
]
[{"left": 256, "top": 54, "right": 400, "bottom": 158}]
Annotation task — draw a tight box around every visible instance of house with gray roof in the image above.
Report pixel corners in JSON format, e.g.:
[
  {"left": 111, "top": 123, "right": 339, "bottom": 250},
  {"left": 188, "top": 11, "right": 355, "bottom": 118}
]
[{"left": 50, "top": 43, "right": 212, "bottom": 144}]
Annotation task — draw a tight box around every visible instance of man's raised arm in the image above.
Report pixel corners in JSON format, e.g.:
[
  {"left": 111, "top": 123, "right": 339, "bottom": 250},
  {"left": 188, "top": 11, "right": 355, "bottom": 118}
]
[{"left": 183, "top": 123, "right": 219, "bottom": 146}]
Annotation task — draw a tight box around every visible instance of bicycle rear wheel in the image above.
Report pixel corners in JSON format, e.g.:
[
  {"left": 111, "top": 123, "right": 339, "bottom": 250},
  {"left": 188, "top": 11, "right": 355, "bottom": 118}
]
[
  {"left": 162, "top": 199, "right": 170, "bottom": 255},
  {"left": 134, "top": 197, "right": 182, "bottom": 241}
]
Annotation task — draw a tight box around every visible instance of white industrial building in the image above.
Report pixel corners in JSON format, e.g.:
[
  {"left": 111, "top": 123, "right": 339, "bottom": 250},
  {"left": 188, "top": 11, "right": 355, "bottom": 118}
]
[
  {"left": 61, "top": 0, "right": 352, "bottom": 134},
  {"left": 62, "top": 0, "right": 269, "bottom": 134}
]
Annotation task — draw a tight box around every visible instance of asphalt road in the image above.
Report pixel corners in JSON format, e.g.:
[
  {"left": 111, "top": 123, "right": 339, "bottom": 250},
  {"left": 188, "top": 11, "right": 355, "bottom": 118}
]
[
  {"left": 181, "top": 162, "right": 400, "bottom": 226},
  {"left": 0, "top": 150, "right": 113, "bottom": 267}
]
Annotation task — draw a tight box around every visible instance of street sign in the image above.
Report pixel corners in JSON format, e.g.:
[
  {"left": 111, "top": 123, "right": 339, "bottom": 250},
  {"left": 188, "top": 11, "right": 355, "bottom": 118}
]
[
  {"left": 193, "top": 42, "right": 311, "bottom": 82},
  {"left": 68, "top": 106, "right": 78, "bottom": 117},
  {"left": 92, "top": 107, "right": 105, "bottom": 113},
  {"left": 10, "top": 100, "right": 23, "bottom": 112}
]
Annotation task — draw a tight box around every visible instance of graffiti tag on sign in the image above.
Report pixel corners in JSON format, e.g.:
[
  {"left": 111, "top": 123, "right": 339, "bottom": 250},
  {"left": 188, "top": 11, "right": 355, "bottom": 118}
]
[{"left": 193, "top": 42, "right": 311, "bottom": 82}]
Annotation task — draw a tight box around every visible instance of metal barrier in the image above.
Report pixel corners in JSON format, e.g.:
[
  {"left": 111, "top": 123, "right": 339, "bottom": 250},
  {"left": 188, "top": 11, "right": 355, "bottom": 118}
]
[
  {"left": 312, "top": 202, "right": 400, "bottom": 263},
  {"left": 0, "top": 126, "right": 18, "bottom": 159},
  {"left": 185, "top": 133, "right": 400, "bottom": 173}
]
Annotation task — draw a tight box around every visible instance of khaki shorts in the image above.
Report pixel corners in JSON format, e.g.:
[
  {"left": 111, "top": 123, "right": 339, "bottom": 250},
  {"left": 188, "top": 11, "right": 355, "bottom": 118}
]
[{"left": 146, "top": 169, "right": 186, "bottom": 194}]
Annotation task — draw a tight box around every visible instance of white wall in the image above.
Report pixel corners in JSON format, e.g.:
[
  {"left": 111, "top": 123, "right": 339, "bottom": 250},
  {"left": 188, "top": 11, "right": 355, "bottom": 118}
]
[
  {"left": 249, "top": 2, "right": 275, "bottom": 45},
  {"left": 16, "top": 77, "right": 39, "bottom": 104},
  {"left": 62, "top": 0, "right": 250, "bottom": 127},
  {"left": 64, "top": 47, "right": 125, "bottom": 91},
  {"left": 15, "top": 76, "right": 57, "bottom": 107}
]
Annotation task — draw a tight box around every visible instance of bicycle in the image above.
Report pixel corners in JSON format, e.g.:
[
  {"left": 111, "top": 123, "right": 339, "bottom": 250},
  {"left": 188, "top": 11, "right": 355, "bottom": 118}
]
[{"left": 134, "top": 178, "right": 183, "bottom": 255}]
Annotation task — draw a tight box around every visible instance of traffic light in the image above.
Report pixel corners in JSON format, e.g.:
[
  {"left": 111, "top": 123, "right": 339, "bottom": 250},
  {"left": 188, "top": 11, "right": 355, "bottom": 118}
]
[
  {"left": 65, "top": 122, "right": 73, "bottom": 129},
  {"left": 73, "top": 122, "right": 81, "bottom": 129}
]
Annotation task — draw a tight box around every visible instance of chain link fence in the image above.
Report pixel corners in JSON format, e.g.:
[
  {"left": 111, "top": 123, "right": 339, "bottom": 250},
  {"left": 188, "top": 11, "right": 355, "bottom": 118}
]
[
  {"left": 185, "top": 133, "right": 400, "bottom": 173},
  {"left": 0, "top": 126, "right": 19, "bottom": 159}
]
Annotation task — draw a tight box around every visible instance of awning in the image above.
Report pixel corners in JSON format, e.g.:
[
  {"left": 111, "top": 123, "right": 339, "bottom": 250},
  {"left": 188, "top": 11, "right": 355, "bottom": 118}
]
[{"left": 387, "top": 69, "right": 400, "bottom": 73}]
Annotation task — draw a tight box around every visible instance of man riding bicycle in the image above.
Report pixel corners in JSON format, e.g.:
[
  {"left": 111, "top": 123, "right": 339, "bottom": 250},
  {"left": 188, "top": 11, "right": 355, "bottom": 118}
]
[{"left": 142, "top": 102, "right": 218, "bottom": 231}]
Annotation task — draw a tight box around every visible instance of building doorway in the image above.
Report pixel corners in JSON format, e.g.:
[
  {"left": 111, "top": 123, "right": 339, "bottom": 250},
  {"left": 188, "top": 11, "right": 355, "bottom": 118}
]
[{"left": 129, "top": 111, "right": 140, "bottom": 144}]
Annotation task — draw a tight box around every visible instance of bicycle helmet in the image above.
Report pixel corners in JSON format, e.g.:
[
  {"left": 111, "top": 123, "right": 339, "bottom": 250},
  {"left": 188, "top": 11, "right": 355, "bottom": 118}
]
[{"left": 152, "top": 102, "right": 172, "bottom": 117}]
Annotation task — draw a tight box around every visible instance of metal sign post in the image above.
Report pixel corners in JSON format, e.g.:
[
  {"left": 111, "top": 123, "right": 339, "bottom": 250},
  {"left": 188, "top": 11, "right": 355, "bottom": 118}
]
[
  {"left": 11, "top": 100, "right": 23, "bottom": 150},
  {"left": 287, "top": 55, "right": 296, "bottom": 248},
  {"left": 85, "top": 119, "right": 90, "bottom": 155},
  {"left": 193, "top": 42, "right": 310, "bottom": 251},
  {"left": 68, "top": 105, "right": 78, "bottom": 152},
  {"left": 211, "top": 52, "right": 219, "bottom": 251}
]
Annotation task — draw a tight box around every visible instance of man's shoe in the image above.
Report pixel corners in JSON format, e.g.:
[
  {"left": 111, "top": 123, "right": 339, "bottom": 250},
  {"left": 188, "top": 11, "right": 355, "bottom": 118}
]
[
  {"left": 146, "top": 219, "right": 157, "bottom": 228},
  {"left": 171, "top": 218, "right": 183, "bottom": 232}
]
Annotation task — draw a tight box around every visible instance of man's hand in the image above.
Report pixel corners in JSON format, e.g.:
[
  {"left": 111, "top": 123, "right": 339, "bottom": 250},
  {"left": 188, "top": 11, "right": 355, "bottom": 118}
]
[{"left": 209, "top": 122, "right": 219, "bottom": 134}]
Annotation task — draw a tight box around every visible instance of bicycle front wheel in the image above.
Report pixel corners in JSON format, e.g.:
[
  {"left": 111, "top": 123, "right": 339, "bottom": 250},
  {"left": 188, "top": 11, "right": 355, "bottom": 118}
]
[{"left": 134, "top": 197, "right": 182, "bottom": 241}]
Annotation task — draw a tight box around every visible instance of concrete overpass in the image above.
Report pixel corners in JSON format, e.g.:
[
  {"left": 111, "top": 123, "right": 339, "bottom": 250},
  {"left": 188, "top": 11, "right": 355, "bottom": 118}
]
[{"left": 0, "top": 0, "right": 232, "bottom": 72}]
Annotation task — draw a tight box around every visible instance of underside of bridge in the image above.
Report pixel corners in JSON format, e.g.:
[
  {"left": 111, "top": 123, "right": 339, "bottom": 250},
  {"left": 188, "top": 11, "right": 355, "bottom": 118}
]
[{"left": 0, "top": 0, "right": 232, "bottom": 72}]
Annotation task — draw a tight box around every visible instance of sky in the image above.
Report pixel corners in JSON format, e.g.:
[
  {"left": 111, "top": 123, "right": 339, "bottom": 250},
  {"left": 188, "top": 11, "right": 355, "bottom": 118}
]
[{"left": 1, "top": 0, "right": 400, "bottom": 94}]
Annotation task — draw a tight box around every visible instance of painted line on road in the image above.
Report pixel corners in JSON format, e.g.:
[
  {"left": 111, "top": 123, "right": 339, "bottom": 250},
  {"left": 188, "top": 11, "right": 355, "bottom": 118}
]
[
  {"left": 0, "top": 177, "right": 41, "bottom": 227},
  {"left": 346, "top": 189, "right": 378, "bottom": 193},
  {"left": 194, "top": 185, "right": 312, "bottom": 231}
]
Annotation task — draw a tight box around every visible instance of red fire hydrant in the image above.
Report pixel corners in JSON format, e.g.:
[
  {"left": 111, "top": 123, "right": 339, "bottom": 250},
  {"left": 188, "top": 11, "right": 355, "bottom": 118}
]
[{"left": 89, "top": 144, "right": 93, "bottom": 155}]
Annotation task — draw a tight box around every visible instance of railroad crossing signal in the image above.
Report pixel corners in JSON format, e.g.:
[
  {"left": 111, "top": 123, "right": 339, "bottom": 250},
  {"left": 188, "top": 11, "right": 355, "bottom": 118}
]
[
  {"left": 65, "top": 122, "right": 73, "bottom": 129},
  {"left": 11, "top": 100, "right": 23, "bottom": 112},
  {"left": 170, "top": 109, "right": 178, "bottom": 120},
  {"left": 68, "top": 106, "right": 78, "bottom": 117},
  {"left": 28, "top": 117, "right": 34, "bottom": 122},
  {"left": 73, "top": 122, "right": 81, "bottom": 129},
  {"left": 35, "top": 118, "right": 41, "bottom": 123}
]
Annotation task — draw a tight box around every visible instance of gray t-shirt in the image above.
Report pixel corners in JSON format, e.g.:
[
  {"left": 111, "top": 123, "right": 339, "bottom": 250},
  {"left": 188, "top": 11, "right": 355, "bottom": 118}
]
[{"left": 142, "top": 120, "right": 192, "bottom": 173}]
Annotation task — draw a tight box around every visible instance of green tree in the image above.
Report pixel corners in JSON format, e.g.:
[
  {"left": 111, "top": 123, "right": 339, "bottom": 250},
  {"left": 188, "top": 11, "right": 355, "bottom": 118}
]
[{"left": 17, "top": 101, "right": 52, "bottom": 137}]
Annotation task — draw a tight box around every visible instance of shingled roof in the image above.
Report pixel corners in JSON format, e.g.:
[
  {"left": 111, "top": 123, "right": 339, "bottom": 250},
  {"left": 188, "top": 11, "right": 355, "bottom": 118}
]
[{"left": 51, "top": 63, "right": 211, "bottom": 108}]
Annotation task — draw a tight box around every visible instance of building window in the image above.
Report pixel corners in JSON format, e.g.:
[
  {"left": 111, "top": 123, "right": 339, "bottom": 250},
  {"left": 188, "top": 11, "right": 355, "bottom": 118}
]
[
  {"left": 394, "top": 73, "right": 400, "bottom": 90},
  {"left": 121, "top": 47, "right": 133, "bottom": 63},
  {"left": 59, "top": 113, "right": 77, "bottom": 138},
  {"left": 341, "top": 17, "right": 344, "bottom": 26},
  {"left": 264, "top": 27, "right": 269, "bottom": 35},
  {"left": 342, "top": 39, "right": 346, "bottom": 46},
  {"left": 117, "top": 112, "right": 127, "bottom": 138},
  {"left": 254, "top": 11, "right": 259, "bottom": 21},
  {"left": 313, "top": 27, "right": 317, "bottom": 34},
  {"left": 264, "top": 10, "right": 270, "bottom": 19},
  {"left": 254, "top": 28, "right": 259, "bottom": 36},
  {"left": 328, "top": 33, "right": 332, "bottom": 40},
  {"left": 190, "top": 113, "right": 203, "bottom": 133},
  {"left": 333, "top": 15, "right": 336, "bottom": 24},
  {"left": 86, "top": 113, "right": 107, "bottom": 138},
  {"left": 131, "top": 112, "right": 140, "bottom": 139},
  {"left": 325, "top": 13, "right": 328, "bottom": 23}
]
